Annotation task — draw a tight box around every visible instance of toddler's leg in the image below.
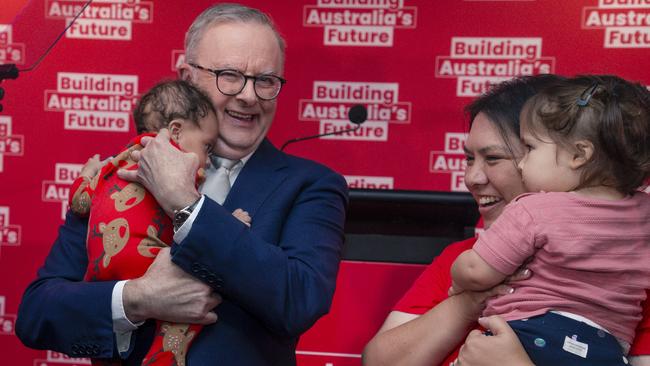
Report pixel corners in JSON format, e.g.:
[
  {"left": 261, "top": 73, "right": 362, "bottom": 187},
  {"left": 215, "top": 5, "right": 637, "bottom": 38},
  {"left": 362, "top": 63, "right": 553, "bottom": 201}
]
[{"left": 509, "top": 313, "right": 628, "bottom": 366}]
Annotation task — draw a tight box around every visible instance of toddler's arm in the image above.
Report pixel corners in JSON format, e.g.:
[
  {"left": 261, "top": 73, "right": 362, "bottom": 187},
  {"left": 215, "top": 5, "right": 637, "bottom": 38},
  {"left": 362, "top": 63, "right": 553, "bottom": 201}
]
[{"left": 450, "top": 249, "right": 507, "bottom": 294}]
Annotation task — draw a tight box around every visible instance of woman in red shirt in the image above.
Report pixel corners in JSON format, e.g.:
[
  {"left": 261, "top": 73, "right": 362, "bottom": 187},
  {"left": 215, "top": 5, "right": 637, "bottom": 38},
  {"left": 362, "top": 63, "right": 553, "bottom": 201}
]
[{"left": 362, "top": 74, "right": 650, "bottom": 366}]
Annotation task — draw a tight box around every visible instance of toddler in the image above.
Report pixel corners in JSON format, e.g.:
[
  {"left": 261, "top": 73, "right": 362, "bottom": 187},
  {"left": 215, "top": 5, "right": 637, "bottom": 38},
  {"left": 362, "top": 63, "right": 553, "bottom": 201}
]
[{"left": 451, "top": 75, "right": 650, "bottom": 365}]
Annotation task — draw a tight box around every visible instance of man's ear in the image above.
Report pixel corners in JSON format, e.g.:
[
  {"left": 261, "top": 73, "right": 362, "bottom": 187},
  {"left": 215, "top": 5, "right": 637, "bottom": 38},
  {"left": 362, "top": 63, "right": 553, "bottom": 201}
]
[
  {"left": 168, "top": 119, "right": 183, "bottom": 142},
  {"left": 178, "top": 63, "right": 192, "bottom": 81},
  {"left": 570, "top": 140, "right": 594, "bottom": 170}
]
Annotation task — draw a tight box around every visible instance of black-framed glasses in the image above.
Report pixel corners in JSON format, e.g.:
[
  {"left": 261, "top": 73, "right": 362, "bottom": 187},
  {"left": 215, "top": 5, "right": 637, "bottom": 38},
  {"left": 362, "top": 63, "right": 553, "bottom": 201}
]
[{"left": 189, "top": 63, "right": 286, "bottom": 101}]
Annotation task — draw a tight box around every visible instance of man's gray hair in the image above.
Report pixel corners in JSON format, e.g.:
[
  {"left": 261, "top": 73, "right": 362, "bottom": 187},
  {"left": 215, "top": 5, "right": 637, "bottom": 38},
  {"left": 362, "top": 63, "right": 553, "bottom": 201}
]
[{"left": 184, "top": 3, "right": 286, "bottom": 64}]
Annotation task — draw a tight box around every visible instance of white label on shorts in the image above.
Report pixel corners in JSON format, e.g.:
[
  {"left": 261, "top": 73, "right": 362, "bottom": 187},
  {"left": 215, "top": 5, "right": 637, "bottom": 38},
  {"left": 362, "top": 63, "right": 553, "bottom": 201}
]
[{"left": 563, "top": 335, "right": 589, "bottom": 358}]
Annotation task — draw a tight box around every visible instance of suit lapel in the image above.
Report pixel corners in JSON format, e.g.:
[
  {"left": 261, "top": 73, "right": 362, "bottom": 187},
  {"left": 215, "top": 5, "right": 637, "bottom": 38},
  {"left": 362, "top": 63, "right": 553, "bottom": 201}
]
[{"left": 223, "top": 139, "right": 288, "bottom": 216}]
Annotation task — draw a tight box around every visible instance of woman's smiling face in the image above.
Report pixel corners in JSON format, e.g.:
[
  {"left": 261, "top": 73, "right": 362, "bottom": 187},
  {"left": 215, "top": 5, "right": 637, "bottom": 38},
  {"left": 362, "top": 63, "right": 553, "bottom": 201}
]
[{"left": 463, "top": 112, "right": 527, "bottom": 228}]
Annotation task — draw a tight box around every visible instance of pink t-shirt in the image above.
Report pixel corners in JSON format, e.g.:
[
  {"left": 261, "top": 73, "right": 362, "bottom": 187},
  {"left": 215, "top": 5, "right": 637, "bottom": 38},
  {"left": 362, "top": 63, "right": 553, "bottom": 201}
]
[{"left": 475, "top": 191, "right": 650, "bottom": 344}]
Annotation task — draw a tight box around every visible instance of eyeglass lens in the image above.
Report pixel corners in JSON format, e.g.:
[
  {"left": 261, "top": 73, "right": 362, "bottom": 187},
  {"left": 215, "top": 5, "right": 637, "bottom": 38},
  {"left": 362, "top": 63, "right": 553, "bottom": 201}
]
[{"left": 217, "top": 70, "right": 282, "bottom": 100}]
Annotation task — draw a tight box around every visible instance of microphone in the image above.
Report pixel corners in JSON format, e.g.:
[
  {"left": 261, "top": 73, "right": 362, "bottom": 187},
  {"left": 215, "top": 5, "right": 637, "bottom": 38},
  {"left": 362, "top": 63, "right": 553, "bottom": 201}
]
[
  {"left": 0, "top": 64, "right": 19, "bottom": 112},
  {"left": 348, "top": 104, "right": 368, "bottom": 125},
  {"left": 0, "top": 64, "right": 18, "bottom": 81},
  {"left": 281, "top": 104, "right": 368, "bottom": 151}
]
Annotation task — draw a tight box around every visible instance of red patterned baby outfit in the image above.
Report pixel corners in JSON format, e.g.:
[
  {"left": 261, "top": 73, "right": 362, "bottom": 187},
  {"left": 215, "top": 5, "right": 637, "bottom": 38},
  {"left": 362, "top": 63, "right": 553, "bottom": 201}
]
[{"left": 69, "top": 134, "right": 202, "bottom": 366}]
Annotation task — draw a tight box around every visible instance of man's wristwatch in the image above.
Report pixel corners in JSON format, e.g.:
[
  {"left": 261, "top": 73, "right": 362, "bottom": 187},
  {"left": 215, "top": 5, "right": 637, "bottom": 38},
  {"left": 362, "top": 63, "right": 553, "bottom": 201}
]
[{"left": 173, "top": 197, "right": 201, "bottom": 233}]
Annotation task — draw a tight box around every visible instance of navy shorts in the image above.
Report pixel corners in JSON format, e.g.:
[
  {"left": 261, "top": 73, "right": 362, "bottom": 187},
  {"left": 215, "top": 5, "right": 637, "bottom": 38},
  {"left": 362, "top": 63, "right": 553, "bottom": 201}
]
[{"left": 508, "top": 312, "right": 629, "bottom": 366}]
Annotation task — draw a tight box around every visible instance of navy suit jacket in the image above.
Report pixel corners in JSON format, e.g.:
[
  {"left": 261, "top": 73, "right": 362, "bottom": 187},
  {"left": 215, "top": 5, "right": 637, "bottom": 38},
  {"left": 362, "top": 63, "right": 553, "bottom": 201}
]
[{"left": 16, "top": 139, "right": 348, "bottom": 365}]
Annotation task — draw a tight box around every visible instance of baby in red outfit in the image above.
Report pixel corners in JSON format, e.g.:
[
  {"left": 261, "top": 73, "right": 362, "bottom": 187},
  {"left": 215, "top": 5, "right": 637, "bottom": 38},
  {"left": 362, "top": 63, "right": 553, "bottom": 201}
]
[{"left": 69, "top": 80, "right": 249, "bottom": 366}]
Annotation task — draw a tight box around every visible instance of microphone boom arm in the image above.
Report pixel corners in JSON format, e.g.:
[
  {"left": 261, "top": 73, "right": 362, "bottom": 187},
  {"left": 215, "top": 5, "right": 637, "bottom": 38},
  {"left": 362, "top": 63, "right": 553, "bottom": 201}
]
[
  {"left": 281, "top": 104, "right": 368, "bottom": 151},
  {"left": 280, "top": 125, "right": 361, "bottom": 151}
]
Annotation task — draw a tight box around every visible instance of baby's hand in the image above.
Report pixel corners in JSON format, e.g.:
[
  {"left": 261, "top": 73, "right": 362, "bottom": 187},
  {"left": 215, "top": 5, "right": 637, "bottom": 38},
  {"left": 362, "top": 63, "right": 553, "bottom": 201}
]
[
  {"left": 80, "top": 154, "right": 104, "bottom": 179},
  {"left": 232, "top": 208, "right": 251, "bottom": 227}
]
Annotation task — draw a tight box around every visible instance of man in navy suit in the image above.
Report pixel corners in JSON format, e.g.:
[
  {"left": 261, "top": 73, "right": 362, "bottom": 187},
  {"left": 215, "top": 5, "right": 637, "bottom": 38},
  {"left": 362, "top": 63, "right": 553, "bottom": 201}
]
[{"left": 16, "top": 4, "right": 348, "bottom": 365}]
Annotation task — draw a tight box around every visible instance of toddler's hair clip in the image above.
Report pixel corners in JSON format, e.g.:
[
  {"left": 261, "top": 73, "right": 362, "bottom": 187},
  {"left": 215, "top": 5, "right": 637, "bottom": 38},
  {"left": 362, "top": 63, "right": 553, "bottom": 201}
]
[{"left": 576, "top": 82, "right": 599, "bottom": 107}]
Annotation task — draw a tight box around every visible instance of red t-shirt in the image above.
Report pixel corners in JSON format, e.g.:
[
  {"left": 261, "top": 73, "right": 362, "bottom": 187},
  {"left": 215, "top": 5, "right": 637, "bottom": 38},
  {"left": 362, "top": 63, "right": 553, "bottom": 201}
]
[{"left": 392, "top": 237, "right": 650, "bottom": 365}]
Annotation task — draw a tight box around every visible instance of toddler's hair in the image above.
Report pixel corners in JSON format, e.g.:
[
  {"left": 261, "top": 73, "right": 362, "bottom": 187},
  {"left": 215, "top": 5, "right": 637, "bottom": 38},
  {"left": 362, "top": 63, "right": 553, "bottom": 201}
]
[
  {"left": 133, "top": 79, "right": 215, "bottom": 134},
  {"left": 522, "top": 75, "right": 650, "bottom": 194},
  {"left": 466, "top": 74, "right": 565, "bottom": 159}
]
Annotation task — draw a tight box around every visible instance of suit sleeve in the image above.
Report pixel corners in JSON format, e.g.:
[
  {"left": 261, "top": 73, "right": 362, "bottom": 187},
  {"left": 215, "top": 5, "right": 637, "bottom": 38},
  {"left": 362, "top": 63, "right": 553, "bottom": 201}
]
[
  {"left": 15, "top": 211, "right": 119, "bottom": 359},
  {"left": 171, "top": 169, "right": 348, "bottom": 338}
]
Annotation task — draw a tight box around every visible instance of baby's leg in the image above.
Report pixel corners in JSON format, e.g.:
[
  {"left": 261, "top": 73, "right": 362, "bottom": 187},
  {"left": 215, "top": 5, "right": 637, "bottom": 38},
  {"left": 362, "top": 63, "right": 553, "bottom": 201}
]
[{"left": 232, "top": 208, "right": 251, "bottom": 227}]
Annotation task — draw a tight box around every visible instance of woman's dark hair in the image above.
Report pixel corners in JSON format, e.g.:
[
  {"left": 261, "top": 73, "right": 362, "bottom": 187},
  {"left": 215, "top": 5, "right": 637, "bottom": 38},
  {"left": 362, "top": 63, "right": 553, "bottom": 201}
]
[
  {"left": 133, "top": 79, "right": 215, "bottom": 134},
  {"left": 465, "top": 74, "right": 565, "bottom": 158},
  {"left": 522, "top": 74, "right": 650, "bottom": 194}
]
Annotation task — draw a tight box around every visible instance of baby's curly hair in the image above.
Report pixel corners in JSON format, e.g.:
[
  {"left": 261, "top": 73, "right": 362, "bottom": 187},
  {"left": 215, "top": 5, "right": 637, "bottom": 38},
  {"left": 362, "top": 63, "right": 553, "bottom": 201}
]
[
  {"left": 522, "top": 75, "right": 650, "bottom": 194},
  {"left": 133, "top": 79, "right": 215, "bottom": 134}
]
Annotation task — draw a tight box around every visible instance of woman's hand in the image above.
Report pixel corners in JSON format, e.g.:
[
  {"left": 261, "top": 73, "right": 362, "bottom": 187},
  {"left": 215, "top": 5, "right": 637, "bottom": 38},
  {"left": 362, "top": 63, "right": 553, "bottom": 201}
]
[
  {"left": 363, "top": 267, "right": 531, "bottom": 366},
  {"left": 448, "top": 268, "right": 531, "bottom": 323},
  {"left": 456, "top": 315, "right": 534, "bottom": 366}
]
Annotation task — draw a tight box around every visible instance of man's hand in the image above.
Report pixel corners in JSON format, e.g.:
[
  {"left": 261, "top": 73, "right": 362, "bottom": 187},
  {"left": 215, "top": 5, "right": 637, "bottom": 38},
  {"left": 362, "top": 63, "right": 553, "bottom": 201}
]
[
  {"left": 232, "top": 208, "right": 252, "bottom": 227},
  {"left": 456, "top": 315, "right": 534, "bottom": 366},
  {"left": 117, "top": 129, "right": 201, "bottom": 216},
  {"left": 123, "top": 248, "right": 221, "bottom": 325}
]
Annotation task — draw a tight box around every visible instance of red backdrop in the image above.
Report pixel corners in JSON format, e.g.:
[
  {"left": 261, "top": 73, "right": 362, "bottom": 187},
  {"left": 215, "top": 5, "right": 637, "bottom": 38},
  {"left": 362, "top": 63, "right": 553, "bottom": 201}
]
[{"left": 1, "top": 0, "right": 649, "bottom": 364}]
